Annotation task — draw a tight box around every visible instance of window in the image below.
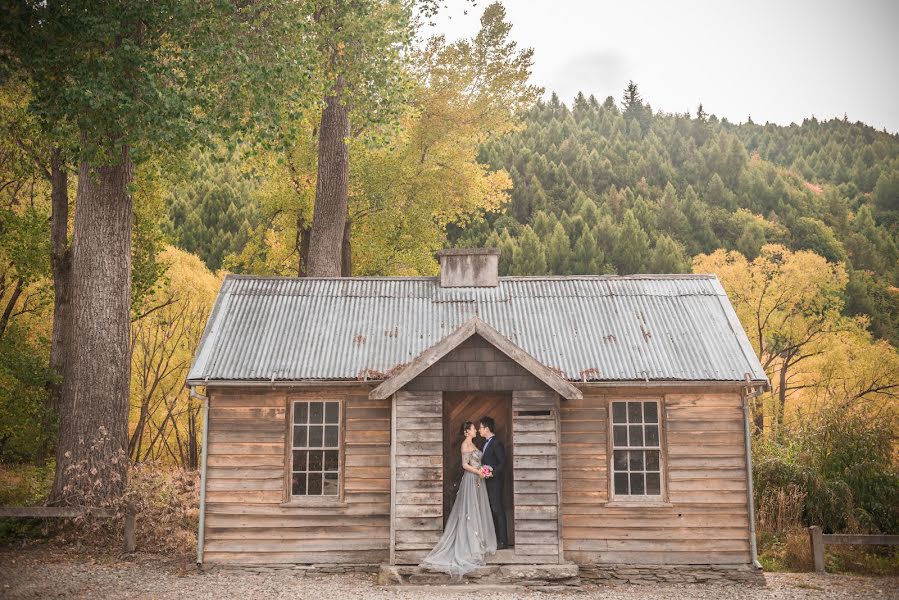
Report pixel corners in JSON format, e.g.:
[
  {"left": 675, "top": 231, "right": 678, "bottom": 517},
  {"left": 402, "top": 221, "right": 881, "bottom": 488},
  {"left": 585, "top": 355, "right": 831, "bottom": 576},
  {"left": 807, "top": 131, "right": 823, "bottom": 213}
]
[
  {"left": 611, "top": 400, "right": 663, "bottom": 498},
  {"left": 290, "top": 400, "right": 341, "bottom": 497}
]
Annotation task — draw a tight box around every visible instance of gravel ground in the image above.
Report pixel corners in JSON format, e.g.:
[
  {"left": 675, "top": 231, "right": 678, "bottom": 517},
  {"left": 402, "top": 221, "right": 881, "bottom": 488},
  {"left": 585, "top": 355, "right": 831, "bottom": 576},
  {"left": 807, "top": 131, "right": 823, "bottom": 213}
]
[{"left": 1, "top": 549, "right": 897, "bottom": 600}]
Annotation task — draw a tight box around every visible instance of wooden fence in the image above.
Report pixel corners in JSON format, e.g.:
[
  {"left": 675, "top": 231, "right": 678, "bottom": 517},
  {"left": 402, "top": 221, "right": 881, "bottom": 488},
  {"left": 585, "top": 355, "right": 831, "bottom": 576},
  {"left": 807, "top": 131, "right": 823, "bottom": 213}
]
[
  {"left": 808, "top": 526, "right": 899, "bottom": 573},
  {"left": 0, "top": 506, "right": 136, "bottom": 552}
]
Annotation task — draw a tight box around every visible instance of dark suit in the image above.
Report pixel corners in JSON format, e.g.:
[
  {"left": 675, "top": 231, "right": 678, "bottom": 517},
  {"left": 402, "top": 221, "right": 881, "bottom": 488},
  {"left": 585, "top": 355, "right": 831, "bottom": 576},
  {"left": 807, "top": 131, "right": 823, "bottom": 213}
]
[{"left": 480, "top": 434, "right": 508, "bottom": 547}]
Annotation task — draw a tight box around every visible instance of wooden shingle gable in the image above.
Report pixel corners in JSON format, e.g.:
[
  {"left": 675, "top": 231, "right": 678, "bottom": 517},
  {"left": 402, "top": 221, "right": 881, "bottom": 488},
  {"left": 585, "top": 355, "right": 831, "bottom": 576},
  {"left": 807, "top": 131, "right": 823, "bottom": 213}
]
[{"left": 369, "top": 316, "right": 582, "bottom": 400}]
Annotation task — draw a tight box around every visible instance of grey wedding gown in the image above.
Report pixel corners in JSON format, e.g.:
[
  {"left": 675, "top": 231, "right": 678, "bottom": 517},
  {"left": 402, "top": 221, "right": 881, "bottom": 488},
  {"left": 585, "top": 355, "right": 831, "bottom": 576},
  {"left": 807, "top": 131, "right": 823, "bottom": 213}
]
[{"left": 420, "top": 449, "right": 497, "bottom": 576}]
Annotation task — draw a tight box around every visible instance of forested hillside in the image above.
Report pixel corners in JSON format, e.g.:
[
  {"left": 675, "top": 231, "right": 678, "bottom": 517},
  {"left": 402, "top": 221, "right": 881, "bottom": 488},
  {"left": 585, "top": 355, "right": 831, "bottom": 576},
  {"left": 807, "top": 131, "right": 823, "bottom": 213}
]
[{"left": 445, "top": 89, "right": 899, "bottom": 346}]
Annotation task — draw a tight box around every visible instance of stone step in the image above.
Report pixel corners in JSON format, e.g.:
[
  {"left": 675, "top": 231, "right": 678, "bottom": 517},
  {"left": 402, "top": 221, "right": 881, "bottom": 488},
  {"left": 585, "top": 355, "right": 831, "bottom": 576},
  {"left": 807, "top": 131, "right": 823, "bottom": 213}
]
[{"left": 379, "top": 563, "right": 581, "bottom": 588}]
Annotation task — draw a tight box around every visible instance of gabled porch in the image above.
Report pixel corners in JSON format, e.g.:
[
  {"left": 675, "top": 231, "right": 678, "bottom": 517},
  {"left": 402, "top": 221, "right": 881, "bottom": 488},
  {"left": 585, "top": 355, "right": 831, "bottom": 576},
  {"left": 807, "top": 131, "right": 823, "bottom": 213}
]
[{"left": 370, "top": 317, "right": 581, "bottom": 568}]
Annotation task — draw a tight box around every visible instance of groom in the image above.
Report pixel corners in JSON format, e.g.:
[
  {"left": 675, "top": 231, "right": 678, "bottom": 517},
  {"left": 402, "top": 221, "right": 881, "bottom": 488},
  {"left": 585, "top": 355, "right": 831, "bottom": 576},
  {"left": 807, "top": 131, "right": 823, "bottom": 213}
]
[{"left": 478, "top": 416, "right": 508, "bottom": 549}]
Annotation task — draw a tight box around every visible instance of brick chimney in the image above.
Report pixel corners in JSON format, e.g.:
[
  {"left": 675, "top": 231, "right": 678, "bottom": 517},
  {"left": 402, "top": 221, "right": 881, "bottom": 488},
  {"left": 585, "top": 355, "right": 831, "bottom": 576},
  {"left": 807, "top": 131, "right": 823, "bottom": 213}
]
[{"left": 437, "top": 248, "right": 500, "bottom": 287}]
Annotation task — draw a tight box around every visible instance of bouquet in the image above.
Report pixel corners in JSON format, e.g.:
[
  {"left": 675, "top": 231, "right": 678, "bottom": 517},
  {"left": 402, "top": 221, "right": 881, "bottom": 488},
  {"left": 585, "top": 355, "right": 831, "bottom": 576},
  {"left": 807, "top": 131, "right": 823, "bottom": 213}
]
[{"left": 479, "top": 465, "right": 494, "bottom": 478}]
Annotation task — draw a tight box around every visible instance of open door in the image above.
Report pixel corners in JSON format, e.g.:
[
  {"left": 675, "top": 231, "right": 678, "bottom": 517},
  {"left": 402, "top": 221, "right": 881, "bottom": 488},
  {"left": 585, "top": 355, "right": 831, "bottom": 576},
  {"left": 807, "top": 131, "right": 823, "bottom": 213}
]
[{"left": 442, "top": 391, "right": 514, "bottom": 546}]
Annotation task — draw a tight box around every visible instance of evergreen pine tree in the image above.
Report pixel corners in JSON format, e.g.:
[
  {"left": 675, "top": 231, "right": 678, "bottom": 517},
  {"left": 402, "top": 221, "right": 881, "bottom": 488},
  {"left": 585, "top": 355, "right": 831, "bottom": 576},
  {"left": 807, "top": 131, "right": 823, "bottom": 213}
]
[
  {"left": 614, "top": 210, "right": 651, "bottom": 274},
  {"left": 510, "top": 225, "right": 547, "bottom": 275},
  {"left": 649, "top": 235, "right": 691, "bottom": 273},
  {"left": 546, "top": 222, "right": 572, "bottom": 274}
]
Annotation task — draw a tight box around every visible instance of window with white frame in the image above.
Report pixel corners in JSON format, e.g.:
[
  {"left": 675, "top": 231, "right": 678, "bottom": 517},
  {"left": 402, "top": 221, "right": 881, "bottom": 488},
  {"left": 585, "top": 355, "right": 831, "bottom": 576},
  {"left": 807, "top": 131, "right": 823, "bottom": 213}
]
[
  {"left": 291, "top": 400, "right": 340, "bottom": 496},
  {"left": 611, "top": 400, "right": 662, "bottom": 497}
]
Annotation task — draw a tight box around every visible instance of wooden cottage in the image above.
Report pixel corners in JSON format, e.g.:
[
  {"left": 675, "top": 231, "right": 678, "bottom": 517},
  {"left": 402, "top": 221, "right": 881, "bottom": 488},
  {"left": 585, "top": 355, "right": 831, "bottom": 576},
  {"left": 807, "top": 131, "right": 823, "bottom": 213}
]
[{"left": 187, "top": 248, "right": 769, "bottom": 583}]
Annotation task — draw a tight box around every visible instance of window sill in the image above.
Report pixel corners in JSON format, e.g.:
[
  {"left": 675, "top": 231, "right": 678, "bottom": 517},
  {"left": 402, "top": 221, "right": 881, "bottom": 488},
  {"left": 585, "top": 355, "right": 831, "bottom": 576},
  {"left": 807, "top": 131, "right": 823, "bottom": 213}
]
[
  {"left": 280, "top": 498, "right": 348, "bottom": 508},
  {"left": 604, "top": 500, "right": 673, "bottom": 508}
]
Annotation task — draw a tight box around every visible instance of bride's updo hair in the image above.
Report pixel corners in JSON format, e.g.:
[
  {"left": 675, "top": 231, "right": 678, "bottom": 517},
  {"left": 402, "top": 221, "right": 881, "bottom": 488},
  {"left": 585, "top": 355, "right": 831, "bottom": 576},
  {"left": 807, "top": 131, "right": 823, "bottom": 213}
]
[{"left": 459, "top": 421, "right": 475, "bottom": 438}]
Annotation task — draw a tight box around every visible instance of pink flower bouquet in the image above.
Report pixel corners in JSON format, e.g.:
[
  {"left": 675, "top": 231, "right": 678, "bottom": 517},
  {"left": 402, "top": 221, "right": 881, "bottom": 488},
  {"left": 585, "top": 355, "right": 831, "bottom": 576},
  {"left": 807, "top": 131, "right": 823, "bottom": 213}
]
[{"left": 479, "top": 465, "right": 494, "bottom": 478}]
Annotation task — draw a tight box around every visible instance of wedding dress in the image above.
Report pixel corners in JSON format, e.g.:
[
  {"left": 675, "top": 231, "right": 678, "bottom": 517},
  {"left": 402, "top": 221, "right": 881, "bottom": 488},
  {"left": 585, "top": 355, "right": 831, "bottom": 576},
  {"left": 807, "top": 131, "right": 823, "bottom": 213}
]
[{"left": 420, "top": 449, "right": 497, "bottom": 576}]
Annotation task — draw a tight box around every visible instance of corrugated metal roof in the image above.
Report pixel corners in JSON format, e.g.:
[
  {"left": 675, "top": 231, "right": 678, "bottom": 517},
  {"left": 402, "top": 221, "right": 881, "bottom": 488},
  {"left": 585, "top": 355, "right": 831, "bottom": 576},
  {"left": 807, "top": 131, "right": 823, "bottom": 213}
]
[{"left": 187, "top": 275, "right": 768, "bottom": 384}]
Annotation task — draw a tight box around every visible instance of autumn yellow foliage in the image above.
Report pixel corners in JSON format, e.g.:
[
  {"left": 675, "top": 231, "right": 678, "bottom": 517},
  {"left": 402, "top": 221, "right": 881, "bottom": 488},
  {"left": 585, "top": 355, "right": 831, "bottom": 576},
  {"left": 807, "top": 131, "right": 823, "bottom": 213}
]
[
  {"left": 695, "top": 244, "right": 899, "bottom": 433},
  {"left": 128, "top": 246, "right": 221, "bottom": 466}
]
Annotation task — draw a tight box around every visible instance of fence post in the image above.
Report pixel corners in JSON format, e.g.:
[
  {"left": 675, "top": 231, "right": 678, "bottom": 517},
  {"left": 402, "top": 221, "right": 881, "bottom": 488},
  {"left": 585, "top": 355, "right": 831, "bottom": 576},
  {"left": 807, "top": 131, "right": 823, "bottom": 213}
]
[
  {"left": 808, "top": 526, "right": 824, "bottom": 573},
  {"left": 124, "top": 504, "right": 136, "bottom": 553}
]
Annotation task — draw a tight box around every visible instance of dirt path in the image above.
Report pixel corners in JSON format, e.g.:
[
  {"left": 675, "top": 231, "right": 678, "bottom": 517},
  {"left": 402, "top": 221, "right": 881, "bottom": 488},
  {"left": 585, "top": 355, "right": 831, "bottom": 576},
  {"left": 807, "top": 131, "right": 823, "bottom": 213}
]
[{"left": 1, "top": 549, "right": 897, "bottom": 599}]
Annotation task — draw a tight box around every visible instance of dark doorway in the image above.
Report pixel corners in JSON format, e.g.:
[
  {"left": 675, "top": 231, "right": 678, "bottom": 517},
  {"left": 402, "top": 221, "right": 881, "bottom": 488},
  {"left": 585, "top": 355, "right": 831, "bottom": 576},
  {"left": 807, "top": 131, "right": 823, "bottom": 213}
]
[{"left": 442, "top": 391, "right": 514, "bottom": 546}]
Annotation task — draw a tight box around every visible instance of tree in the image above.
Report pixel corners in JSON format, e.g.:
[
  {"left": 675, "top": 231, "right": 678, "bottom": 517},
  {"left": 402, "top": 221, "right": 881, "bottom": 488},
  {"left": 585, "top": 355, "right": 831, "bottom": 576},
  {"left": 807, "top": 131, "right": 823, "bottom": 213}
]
[
  {"left": 129, "top": 247, "right": 219, "bottom": 468},
  {"left": 613, "top": 211, "right": 651, "bottom": 274},
  {"left": 510, "top": 225, "right": 546, "bottom": 275},
  {"left": 245, "top": 2, "right": 540, "bottom": 277},
  {"left": 165, "top": 149, "right": 259, "bottom": 271},
  {"left": 571, "top": 228, "right": 604, "bottom": 274},
  {"left": 304, "top": 0, "right": 414, "bottom": 276},
  {"left": 649, "top": 235, "right": 690, "bottom": 273},
  {"left": 694, "top": 245, "right": 860, "bottom": 432},
  {"left": 546, "top": 222, "right": 571, "bottom": 274},
  {"left": 5, "top": 0, "right": 313, "bottom": 505}
]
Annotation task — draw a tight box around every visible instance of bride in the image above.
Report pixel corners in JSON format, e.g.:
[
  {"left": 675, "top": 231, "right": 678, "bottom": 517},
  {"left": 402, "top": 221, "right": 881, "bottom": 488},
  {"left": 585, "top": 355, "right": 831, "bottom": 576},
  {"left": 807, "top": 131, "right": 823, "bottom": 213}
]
[{"left": 420, "top": 421, "right": 497, "bottom": 576}]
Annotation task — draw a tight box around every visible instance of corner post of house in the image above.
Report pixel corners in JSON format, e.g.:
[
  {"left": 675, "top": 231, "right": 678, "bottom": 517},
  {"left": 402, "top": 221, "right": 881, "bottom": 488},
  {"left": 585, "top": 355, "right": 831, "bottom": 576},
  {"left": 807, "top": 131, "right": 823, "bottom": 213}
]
[{"left": 389, "top": 392, "right": 397, "bottom": 566}]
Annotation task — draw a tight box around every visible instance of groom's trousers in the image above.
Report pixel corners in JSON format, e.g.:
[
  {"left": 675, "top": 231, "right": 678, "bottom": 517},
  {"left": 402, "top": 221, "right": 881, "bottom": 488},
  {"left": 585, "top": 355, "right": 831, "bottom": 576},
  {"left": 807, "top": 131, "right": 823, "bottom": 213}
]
[{"left": 486, "top": 478, "right": 508, "bottom": 547}]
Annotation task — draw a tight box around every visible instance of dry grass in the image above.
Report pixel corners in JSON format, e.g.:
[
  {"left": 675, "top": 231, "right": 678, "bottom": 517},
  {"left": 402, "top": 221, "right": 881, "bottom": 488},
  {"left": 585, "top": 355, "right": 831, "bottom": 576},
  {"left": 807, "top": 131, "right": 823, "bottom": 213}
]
[{"left": 0, "top": 462, "right": 199, "bottom": 559}]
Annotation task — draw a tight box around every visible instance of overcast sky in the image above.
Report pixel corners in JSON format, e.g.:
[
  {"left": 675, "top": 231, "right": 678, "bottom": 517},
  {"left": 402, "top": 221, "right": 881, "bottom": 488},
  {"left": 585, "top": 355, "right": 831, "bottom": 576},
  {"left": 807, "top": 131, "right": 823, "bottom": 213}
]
[{"left": 425, "top": 0, "right": 899, "bottom": 133}]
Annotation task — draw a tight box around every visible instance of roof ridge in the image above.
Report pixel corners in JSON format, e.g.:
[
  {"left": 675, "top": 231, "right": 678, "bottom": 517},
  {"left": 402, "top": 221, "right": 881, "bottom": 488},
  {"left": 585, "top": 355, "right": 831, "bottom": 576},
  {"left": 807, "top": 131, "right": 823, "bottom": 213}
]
[{"left": 223, "top": 273, "right": 717, "bottom": 282}]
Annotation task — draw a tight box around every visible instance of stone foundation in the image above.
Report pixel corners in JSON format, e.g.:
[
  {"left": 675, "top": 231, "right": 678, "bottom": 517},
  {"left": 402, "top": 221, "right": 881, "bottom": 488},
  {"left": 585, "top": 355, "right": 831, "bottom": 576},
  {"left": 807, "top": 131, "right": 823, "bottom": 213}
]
[
  {"left": 203, "top": 564, "right": 379, "bottom": 576},
  {"left": 579, "top": 564, "right": 765, "bottom": 586},
  {"left": 379, "top": 563, "right": 581, "bottom": 588}
]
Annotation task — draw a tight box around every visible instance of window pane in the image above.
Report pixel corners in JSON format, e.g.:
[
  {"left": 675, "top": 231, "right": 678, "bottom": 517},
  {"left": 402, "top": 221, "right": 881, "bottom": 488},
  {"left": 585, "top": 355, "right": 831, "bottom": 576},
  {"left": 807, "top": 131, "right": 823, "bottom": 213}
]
[
  {"left": 630, "top": 472, "right": 645, "bottom": 495},
  {"left": 643, "top": 402, "right": 658, "bottom": 423},
  {"left": 294, "top": 402, "right": 308, "bottom": 424},
  {"left": 325, "top": 402, "right": 339, "bottom": 424},
  {"left": 309, "top": 451, "right": 323, "bottom": 471},
  {"left": 309, "top": 425, "right": 323, "bottom": 447},
  {"left": 291, "top": 472, "right": 307, "bottom": 496},
  {"left": 325, "top": 425, "right": 339, "bottom": 448},
  {"left": 323, "top": 472, "right": 338, "bottom": 496},
  {"left": 308, "top": 473, "right": 323, "bottom": 495},
  {"left": 629, "top": 450, "right": 644, "bottom": 471},
  {"left": 629, "top": 425, "right": 643, "bottom": 446},
  {"left": 613, "top": 425, "right": 628, "bottom": 447},
  {"left": 612, "top": 402, "right": 627, "bottom": 424},
  {"left": 646, "top": 472, "right": 661, "bottom": 495},
  {"left": 645, "top": 425, "right": 659, "bottom": 446},
  {"left": 293, "top": 425, "right": 307, "bottom": 448},
  {"left": 646, "top": 450, "right": 660, "bottom": 471},
  {"left": 627, "top": 401, "right": 642, "bottom": 423},
  {"left": 614, "top": 472, "right": 629, "bottom": 495},
  {"left": 613, "top": 450, "right": 628, "bottom": 471},
  {"left": 310, "top": 402, "right": 324, "bottom": 423},
  {"left": 324, "top": 450, "right": 339, "bottom": 471},
  {"left": 292, "top": 450, "right": 308, "bottom": 471}
]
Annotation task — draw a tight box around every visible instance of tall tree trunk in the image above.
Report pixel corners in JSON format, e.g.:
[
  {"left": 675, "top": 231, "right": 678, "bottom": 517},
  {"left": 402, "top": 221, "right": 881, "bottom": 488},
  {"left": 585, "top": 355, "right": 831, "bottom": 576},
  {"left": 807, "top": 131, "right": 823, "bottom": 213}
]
[
  {"left": 187, "top": 395, "right": 199, "bottom": 470},
  {"left": 775, "top": 357, "right": 789, "bottom": 431},
  {"left": 295, "top": 211, "right": 311, "bottom": 277},
  {"left": 43, "top": 149, "right": 72, "bottom": 464},
  {"left": 340, "top": 216, "right": 352, "bottom": 277},
  {"left": 50, "top": 144, "right": 133, "bottom": 506},
  {"left": 306, "top": 78, "right": 350, "bottom": 277},
  {"left": 752, "top": 398, "right": 764, "bottom": 436},
  {"left": 48, "top": 148, "right": 72, "bottom": 406}
]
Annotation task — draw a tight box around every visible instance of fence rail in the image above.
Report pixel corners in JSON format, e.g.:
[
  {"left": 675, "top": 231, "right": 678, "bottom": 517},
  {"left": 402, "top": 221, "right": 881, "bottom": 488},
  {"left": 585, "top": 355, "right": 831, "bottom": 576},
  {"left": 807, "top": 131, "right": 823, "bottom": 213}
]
[
  {"left": 808, "top": 526, "right": 899, "bottom": 573},
  {"left": 0, "top": 505, "right": 136, "bottom": 552}
]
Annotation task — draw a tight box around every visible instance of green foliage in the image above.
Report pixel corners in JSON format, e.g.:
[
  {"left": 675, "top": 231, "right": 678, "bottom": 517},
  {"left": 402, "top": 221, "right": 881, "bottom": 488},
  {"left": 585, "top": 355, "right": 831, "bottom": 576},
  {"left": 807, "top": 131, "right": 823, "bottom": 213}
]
[
  {"left": 164, "top": 149, "right": 259, "bottom": 271},
  {"left": 0, "top": 325, "right": 54, "bottom": 463},
  {"left": 447, "top": 84, "right": 899, "bottom": 348},
  {"left": 753, "top": 406, "right": 899, "bottom": 535},
  {"left": 4, "top": 0, "right": 315, "bottom": 164}
]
